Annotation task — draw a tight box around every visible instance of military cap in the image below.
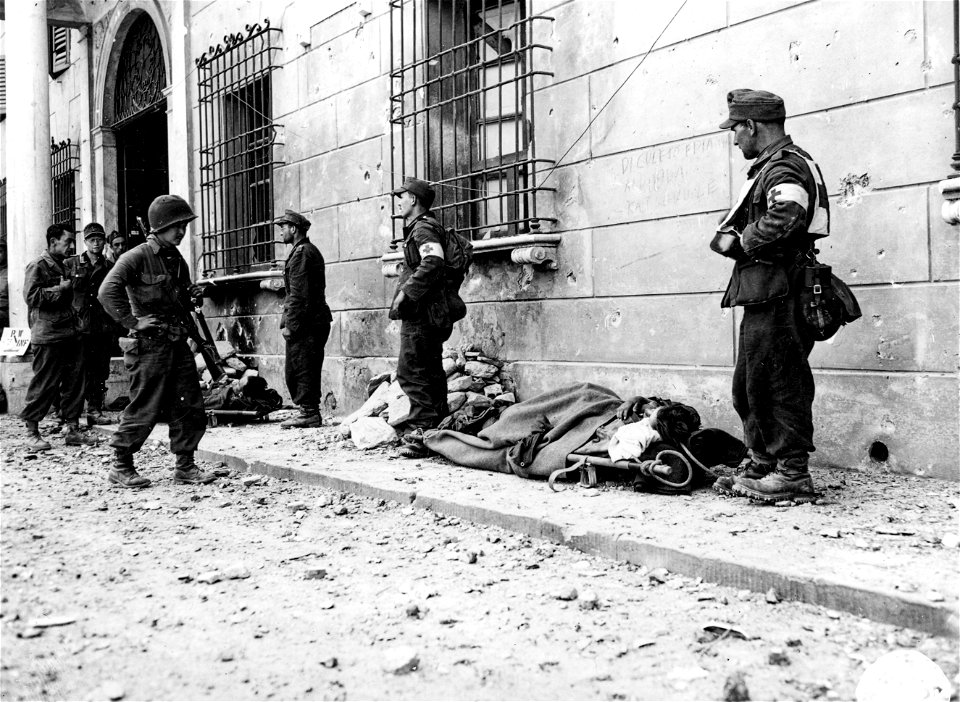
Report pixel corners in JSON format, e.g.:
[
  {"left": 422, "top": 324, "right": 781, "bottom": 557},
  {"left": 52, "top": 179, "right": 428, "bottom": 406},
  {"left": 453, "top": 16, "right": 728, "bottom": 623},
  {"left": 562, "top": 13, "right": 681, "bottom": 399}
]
[
  {"left": 274, "top": 209, "right": 311, "bottom": 231},
  {"left": 392, "top": 177, "right": 435, "bottom": 209},
  {"left": 719, "top": 89, "right": 786, "bottom": 129},
  {"left": 83, "top": 222, "right": 107, "bottom": 239}
]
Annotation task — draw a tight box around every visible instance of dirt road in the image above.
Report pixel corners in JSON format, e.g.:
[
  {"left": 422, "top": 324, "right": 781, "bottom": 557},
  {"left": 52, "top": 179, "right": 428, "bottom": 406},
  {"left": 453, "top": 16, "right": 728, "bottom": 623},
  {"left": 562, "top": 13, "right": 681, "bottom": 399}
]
[{"left": 1, "top": 417, "right": 956, "bottom": 701}]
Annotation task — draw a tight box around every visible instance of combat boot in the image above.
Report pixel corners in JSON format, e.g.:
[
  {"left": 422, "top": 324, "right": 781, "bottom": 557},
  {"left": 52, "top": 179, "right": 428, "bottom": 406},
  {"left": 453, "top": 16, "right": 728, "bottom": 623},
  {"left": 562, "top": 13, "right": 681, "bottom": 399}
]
[
  {"left": 106, "top": 452, "right": 151, "bottom": 489},
  {"left": 24, "top": 421, "right": 52, "bottom": 452},
  {"left": 86, "top": 410, "right": 113, "bottom": 426},
  {"left": 732, "top": 469, "right": 819, "bottom": 504},
  {"left": 173, "top": 454, "right": 216, "bottom": 485},
  {"left": 64, "top": 424, "right": 99, "bottom": 446},
  {"left": 281, "top": 406, "right": 322, "bottom": 429},
  {"left": 398, "top": 428, "right": 431, "bottom": 459},
  {"left": 713, "top": 457, "right": 774, "bottom": 496}
]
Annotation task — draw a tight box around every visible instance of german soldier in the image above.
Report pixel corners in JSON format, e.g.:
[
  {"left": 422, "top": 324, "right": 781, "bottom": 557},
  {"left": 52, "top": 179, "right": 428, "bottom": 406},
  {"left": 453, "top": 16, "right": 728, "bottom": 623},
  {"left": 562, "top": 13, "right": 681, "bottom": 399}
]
[
  {"left": 97, "top": 195, "right": 214, "bottom": 488},
  {"left": 69, "top": 222, "right": 115, "bottom": 426},
  {"left": 389, "top": 177, "right": 452, "bottom": 458},
  {"left": 20, "top": 224, "right": 98, "bottom": 451},
  {"left": 276, "top": 210, "right": 332, "bottom": 428},
  {"left": 710, "top": 89, "right": 830, "bottom": 503}
]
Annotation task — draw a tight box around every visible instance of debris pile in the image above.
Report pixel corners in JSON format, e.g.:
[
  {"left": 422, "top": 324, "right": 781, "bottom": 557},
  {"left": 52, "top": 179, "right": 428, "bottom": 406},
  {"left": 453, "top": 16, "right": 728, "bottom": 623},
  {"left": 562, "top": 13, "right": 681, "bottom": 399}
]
[{"left": 338, "top": 345, "right": 517, "bottom": 448}]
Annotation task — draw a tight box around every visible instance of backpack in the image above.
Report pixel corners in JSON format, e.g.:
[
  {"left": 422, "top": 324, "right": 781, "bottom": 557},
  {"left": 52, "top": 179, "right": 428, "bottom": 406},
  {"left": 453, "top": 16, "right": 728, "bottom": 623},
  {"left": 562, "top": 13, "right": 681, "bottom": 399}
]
[{"left": 424, "top": 216, "right": 473, "bottom": 289}]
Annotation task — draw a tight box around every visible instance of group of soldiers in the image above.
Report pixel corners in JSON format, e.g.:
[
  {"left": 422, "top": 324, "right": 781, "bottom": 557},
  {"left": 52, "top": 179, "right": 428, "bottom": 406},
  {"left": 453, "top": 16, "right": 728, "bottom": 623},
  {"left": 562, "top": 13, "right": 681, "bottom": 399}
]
[{"left": 18, "top": 88, "right": 826, "bottom": 503}]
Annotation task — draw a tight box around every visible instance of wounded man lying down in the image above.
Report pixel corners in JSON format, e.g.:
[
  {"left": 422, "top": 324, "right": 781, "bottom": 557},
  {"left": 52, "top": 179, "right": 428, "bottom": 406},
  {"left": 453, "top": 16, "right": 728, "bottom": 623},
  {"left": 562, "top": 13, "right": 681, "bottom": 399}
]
[{"left": 422, "top": 383, "right": 746, "bottom": 493}]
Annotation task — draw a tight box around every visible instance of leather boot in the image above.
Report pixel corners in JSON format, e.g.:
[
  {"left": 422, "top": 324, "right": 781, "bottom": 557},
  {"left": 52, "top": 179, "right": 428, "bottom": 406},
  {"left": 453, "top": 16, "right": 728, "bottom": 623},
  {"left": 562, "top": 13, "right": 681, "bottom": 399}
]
[
  {"left": 64, "top": 424, "right": 99, "bottom": 446},
  {"left": 732, "top": 466, "right": 819, "bottom": 504},
  {"left": 281, "top": 406, "right": 322, "bottom": 429},
  {"left": 24, "top": 420, "right": 52, "bottom": 452},
  {"left": 86, "top": 408, "right": 113, "bottom": 426},
  {"left": 713, "top": 457, "right": 774, "bottom": 496},
  {"left": 173, "top": 454, "right": 216, "bottom": 485},
  {"left": 106, "top": 452, "right": 151, "bottom": 489}
]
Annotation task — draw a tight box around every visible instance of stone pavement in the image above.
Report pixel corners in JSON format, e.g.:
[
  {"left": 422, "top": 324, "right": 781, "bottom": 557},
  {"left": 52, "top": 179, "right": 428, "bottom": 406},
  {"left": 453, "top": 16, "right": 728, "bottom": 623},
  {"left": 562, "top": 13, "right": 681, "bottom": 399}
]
[{"left": 91, "top": 416, "right": 959, "bottom": 639}]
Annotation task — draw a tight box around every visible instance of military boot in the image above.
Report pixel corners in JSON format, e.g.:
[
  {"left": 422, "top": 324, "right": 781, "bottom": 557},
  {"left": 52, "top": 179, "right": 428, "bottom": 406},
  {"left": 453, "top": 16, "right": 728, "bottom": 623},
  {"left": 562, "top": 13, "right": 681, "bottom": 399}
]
[
  {"left": 107, "top": 452, "right": 151, "bottom": 489},
  {"left": 24, "top": 420, "right": 52, "bottom": 452},
  {"left": 64, "top": 424, "right": 99, "bottom": 446},
  {"left": 86, "top": 406, "right": 113, "bottom": 426},
  {"left": 713, "top": 457, "right": 774, "bottom": 496},
  {"left": 281, "top": 406, "right": 322, "bottom": 429},
  {"left": 173, "top": 454, "right": 216, "bottom": 485},
  {"left": 398, "top": 428, "right": 432, "bottom": 459},
  {"left": 732, "top": 465, "right": 819, "bottom": 504}
]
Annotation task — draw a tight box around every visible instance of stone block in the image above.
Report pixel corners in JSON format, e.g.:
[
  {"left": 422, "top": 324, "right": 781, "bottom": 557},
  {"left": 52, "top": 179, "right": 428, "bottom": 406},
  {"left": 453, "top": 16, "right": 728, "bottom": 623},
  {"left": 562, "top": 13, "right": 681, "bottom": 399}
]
[
  {"left": 274, "top": 165, "right": 301, "bottom": 215},
  {"left": 548, "top": 0, "right": 725, "bottom": 83},
  {"left": 282, "top": 96, "right": 337, "bottom": 162},
  {"left": 929, "top": 186, "right": 959, "bottom": 282},
  {"left": 727, "top": 0, "right": 807, "bottom": 25},
  {"left": 315, "top": 19, "right": 382, "bottom": 94},
  {"left": 341, "top": 309, "right": 399, "bottom": 357},
  {"left": 821, "top": 187, "right": 929, "bottom": 285},
  {"left": 923, "top": 0, "right": 957, "bottom": 87},
  {"left": 298, "top": 47, "right": 331, "bottom": 106},
  {"left": 336, "top": 78, "right": 390, "bottom": 147},
  {"left": 450, "top": 300, "right": 546, "bottom": 361},
  {"left": 556, "top": 134, "right": 731, "bottom": 229},
  {"left": 325, "top": 259, "right": 387, "bottom": 310},
  {"left": 300, "top": 139, "right": 384, "bottom": 211},
  {"left": 310, "top": 4, "right": 365, "bottom": 48},
  {"left": 338, "top": 197, "right": 392, "bottom": 261},
  {"left": 794, "top": 86, "right": 954, "bottom": 196},
  {"left": 307, "top": 206, "right": 340, "bottom": 263},
  {"left": 593, "top": 215, "right": 730, "bottom": 297},
  {"left": 532, "top": 76, "right": 591, "bottom": 165},
  {"left": 810, "top": 285, "right": 959, "bottom": 373},
  {"left": 537, "top": 294, "right": 733, "bottom": 366}
]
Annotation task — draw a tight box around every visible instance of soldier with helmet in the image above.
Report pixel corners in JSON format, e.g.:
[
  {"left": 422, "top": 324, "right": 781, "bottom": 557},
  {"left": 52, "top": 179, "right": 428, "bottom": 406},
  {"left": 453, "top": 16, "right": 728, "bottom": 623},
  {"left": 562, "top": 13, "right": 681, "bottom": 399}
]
[
  {"left": 97, "top": 194, "right": 215, "bottom": 489},
  {"left": 275, "top": 209, "right": 332, "bottom": 428}
]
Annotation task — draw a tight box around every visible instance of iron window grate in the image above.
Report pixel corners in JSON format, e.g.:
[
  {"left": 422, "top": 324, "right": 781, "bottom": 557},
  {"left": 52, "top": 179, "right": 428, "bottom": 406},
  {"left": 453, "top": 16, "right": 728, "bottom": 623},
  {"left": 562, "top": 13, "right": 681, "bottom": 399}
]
[
  {"left": 389, "top": 0, "right": 556, "bottom": 240},
  {"left": 50, "top": 139, "right": 79, "bottom": 233},
  {"left": 0, "top": 177, "right": 7, "bottom": 247},
  {"left": 196, "top": 19, "right": 283, "bottom": 277},
  {"left": 113, "top": 14, "right": 167, "bottom": 127}
]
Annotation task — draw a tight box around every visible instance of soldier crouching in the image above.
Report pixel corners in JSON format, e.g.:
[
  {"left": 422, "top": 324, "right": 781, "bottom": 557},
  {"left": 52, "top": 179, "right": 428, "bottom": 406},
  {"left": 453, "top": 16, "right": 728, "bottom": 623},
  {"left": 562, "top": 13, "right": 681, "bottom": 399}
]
[{"left": 97, "top": 195, "right": 214, "bottom": 489}]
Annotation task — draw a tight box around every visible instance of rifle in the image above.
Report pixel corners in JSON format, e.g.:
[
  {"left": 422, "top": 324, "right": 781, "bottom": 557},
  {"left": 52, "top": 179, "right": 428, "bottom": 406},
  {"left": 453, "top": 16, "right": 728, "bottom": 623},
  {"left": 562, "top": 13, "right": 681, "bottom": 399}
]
[{"left": 135, "top": 215, "right": 225, "bottom": 383}]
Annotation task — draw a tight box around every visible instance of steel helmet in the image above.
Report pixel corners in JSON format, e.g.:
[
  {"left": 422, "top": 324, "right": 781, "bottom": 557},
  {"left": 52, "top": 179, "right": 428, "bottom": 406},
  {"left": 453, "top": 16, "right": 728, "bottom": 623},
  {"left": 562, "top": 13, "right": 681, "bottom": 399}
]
[{"left": 147, "top": 195, "right": 197, "bottom": 232}]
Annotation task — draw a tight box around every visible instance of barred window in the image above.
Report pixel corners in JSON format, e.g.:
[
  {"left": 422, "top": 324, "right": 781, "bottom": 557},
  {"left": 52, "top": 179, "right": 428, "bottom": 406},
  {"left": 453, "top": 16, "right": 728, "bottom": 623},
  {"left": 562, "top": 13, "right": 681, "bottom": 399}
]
[
  {"left": 0, "top": 57, "right": 6, "bottom": 120},
  {"left": 49, "top": 26, "right": 70, "bottom": 78},
  {"left": 389, "top": 0, "right": 555, "bottom": 240},
  {"left": 50, "top": 139, "right": 79, "bottom": 233},
  {"left": 196, "top": 20, "right": 282, "bottom": 277}
]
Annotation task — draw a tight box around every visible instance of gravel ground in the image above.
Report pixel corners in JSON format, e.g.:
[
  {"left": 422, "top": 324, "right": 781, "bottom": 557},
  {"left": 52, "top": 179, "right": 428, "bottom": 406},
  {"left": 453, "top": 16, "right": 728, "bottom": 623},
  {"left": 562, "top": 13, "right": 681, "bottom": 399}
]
[{"left": 1, "top": 417, "right": 957, "bottom": 701}]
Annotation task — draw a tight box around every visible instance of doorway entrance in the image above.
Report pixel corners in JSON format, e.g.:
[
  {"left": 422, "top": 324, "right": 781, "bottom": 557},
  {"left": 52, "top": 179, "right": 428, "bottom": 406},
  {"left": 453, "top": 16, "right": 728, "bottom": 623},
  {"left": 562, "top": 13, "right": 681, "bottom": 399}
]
[
  {"left": 111, "top": 12, "right": 169, "bottom": 245},
  {"left": 116, "top": 107, "right": 168, "bottom": 243}
]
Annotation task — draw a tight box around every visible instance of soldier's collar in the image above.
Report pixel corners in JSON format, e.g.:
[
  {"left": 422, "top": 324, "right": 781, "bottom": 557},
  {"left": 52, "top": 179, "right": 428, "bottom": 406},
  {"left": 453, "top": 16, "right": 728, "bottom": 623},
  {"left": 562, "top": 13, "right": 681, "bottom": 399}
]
[{"left": 748, "top": 135, "right": 794, "bottom": 177}]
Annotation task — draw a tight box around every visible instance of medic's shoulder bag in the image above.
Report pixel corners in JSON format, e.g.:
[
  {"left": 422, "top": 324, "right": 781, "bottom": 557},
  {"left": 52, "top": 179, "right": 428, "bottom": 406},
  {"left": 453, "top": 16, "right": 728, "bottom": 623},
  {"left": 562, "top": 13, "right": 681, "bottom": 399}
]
[{"left": 799, "top": 251, "right": 862, "bottom": 341}]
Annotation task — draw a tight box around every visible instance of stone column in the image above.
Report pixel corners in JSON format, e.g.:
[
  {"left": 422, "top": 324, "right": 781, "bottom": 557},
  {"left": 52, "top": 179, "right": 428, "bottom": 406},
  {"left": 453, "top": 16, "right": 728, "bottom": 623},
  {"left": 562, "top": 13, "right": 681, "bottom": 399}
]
[
  {"left": 6, "top": 0, "right": 52, "bottom": 327},
  {"left": 165, "top": 0, "right": 196, "bottom": 274}
]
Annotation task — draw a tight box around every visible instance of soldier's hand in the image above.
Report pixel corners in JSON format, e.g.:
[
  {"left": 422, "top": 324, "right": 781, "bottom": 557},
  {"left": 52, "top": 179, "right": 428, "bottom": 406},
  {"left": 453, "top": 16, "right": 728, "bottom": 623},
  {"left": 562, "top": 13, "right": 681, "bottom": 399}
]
[
  {"left": 390, "top": 291, "right": 407, "bottom": 316},
  {"left": 59, "top": 277, "right": 74, "bottom": 291},
  {"left": 282, "top": 328, "right": 291, "bottom": 340},
  {"left": 188, "top": 284, "right": 205, "bottom": 302},
  {"left": 133, "top": 315, "right": 161, "bottom": 332}
]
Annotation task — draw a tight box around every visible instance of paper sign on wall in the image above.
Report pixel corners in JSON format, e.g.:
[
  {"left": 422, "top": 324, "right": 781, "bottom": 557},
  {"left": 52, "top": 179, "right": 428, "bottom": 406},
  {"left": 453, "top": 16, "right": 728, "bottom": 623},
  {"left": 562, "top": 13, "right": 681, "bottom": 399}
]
[{"left": 0, "top": 328, "right": 31, "bottom": 356}]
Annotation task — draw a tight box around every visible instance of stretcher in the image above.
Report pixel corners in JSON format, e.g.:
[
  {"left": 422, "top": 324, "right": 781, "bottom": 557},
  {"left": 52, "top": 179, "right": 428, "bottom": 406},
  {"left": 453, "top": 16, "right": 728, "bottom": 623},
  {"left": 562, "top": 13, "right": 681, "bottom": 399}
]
[{"left": 205, "top": 409, "right": 273, "bottom": 427}]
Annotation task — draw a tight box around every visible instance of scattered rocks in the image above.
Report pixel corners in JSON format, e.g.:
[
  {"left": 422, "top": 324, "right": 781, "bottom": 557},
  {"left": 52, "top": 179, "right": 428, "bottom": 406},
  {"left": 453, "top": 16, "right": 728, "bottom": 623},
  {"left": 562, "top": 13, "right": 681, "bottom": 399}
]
[
  {"left": 304, "top": 567, "right": 328, "bottom": 581},
  {"left": 196, "top": 571, "right": 223, "bottom": 585},
  {"left": 219, "top": 650, "right": 236, "bottom": 662},
  {"left": 333, "top": 505, "right": 349, "bottom": 516},
  {"left": 381, "top": 646, "right": 420, "bottom": 675},
  {"left": 241, "top": 475, "right": 262, "bottom": 488},
  {"left": 768, "top": 648, "right": 791, "bottom": 666},
  {"left": 320, "top": 657, "right": 338, "bottom": 669},
  {"left": 941, "top": 532, "right": 960, "bottom": 549},
  {"left": 101, "top": 681, "right": 126, "bottom": 701},
  {"left": 579, "top": 590, "right": 600, "bottom": 610},
  {"left": 26, "top": 615, "right": 75, "bottom": 628},
  {"left": 555, "top": 586, "right": 578, "bottom": 601},
  {"left": 405, "top": 604, "right": 422, "bottom": 619},
  {"left": 722, "top": 671, "right": 751, "bottom": 701},
  {"left": 287, "top": 501, "right": 310, "bottom": 512},
  {"left": 765, "top": 588, "right": 780, "bottom": 604}
]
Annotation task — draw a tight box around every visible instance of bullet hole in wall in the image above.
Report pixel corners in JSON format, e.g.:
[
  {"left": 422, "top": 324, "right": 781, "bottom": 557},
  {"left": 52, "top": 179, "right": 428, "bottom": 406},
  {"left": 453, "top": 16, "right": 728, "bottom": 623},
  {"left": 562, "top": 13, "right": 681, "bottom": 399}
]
[{"left": 869, "top": 441, "right": 889, "bottom": 463}]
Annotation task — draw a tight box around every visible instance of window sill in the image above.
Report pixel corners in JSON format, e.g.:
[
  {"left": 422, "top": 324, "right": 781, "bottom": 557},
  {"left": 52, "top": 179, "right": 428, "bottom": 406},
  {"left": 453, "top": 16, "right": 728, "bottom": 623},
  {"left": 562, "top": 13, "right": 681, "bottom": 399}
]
[
  {"left": 380, "top": 233, "right": 562, "bottom": 278},
  {"left": 198, "top": 270, "right": 284, "bottom": 292}
]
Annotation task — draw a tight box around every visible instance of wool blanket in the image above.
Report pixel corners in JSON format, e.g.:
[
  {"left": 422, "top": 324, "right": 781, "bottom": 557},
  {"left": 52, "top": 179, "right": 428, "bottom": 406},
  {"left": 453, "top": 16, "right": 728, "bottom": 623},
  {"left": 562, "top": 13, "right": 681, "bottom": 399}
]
[{"left": 423, "top": 383, "right": 622, "bottom": 478}]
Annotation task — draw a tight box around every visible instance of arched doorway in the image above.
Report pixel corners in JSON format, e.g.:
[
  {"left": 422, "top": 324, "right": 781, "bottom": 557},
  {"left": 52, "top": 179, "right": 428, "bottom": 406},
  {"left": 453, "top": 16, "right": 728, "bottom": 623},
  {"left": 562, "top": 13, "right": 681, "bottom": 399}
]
[{"left": 112, "top": 13, "right": 168, "bottom": 243}]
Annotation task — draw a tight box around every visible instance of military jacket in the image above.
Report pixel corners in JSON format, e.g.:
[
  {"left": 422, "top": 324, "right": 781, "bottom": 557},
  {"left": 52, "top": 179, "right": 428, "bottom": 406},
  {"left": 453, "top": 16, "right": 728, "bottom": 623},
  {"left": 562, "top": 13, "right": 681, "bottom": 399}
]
[
  {"left": 282, "top": 238, "right": 332, "bottom": 336},
  {"left": 24, "top": 250, "right": 78, "bottom": 344},
  {"left": 390, "top": 212, "right": 449, "bottom": 326},
  {"left": 67, "top": 251, "right": 113, "bottom": 334},
  {"left": 98, "top": 235, "right": 192, "bottom": 338},
  {"left": 719, "top": 136, "right": 830, "bottom": 307}
]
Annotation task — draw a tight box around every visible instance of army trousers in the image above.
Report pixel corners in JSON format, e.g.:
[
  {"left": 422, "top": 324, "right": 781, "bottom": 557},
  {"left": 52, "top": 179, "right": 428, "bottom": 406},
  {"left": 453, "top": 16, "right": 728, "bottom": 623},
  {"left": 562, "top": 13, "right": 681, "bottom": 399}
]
[
  {"left": 110, "top": 336, "right": 206, "bottom": 457},
  {"left": 396, "top": 319, "right": 452, "bottom": 430},
  {"left": 81, "top": 333, "right": 113, "bottom": 411},
  {"left": 732, "top": 295, "right": 815, "bottom": 474},
  {"left": 21, "top": 339, "right": 85, "bottom": 424},
  {"left": 285, "top": 321, "right": 331, "bottom": 409}
]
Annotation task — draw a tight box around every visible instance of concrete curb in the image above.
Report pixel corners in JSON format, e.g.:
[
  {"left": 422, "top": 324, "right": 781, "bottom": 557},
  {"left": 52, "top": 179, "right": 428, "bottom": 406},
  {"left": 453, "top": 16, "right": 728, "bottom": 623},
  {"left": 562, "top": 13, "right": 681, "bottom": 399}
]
[{"left": 190, "top": 442, "right": 959, "bottom": 639}]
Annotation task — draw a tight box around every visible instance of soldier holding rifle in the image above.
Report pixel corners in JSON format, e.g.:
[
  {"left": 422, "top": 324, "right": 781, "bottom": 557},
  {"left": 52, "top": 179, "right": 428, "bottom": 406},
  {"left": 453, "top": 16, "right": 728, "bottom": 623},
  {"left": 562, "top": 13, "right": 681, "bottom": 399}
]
[{"left": 97, "top": 195, "right": 215, "bottom": 489}]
